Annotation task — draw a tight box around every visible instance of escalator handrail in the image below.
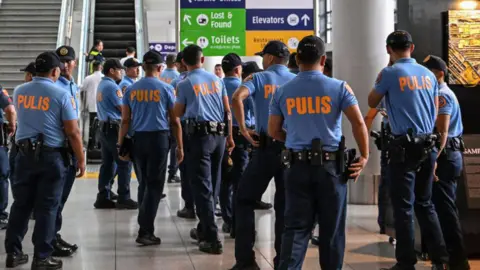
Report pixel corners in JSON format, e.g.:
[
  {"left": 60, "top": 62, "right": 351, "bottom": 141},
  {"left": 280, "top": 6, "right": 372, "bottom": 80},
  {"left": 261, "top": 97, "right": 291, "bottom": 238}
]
[
  {"left": 135, "top": 0, "right": 145, "bottom": 77},
  {"left": 77, "top": 0, "right": 92, "bottom": 85}
]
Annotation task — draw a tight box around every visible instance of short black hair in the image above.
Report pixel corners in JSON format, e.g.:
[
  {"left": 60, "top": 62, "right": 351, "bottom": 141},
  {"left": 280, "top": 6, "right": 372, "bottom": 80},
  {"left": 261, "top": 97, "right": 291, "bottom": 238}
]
[
  {"left": 126, "top": 46, "right": 135, "bottom": 53},
  {"left": 92, "top": 61, "right": 103, "bottom": 71},
  {"left": 166, "top": 54, "right": 176, "bottom": 65},
  {"left": 288, "top": 53, "right": 298, "bottom": 69},
  {"left": 94, "top": 39, "right": 102, "bottom": 47},
  {"left": 183, "top": 45, "right": 203, "bottom": 66},
  {"left": 215, "top": 64, "right": 222, "bottom": 68}
]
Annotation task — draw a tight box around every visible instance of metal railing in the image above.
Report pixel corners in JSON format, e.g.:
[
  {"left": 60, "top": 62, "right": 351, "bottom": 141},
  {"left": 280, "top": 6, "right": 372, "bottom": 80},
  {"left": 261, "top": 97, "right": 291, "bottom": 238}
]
[
  {"left": 135, "top": 0, "right": 146, "bottom": 77},
  {"left": 56, "top": 0, "right": 74, "bottom": 48}
]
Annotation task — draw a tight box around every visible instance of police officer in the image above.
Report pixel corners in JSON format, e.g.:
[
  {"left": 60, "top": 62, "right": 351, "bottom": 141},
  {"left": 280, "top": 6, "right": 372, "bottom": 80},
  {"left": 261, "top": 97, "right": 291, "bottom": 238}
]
[
  {"left": 20, "top": 62, "right": 36, "bottom": 83},
  {"left": 218, "top": 53, "right": 254, "bottom": 236},
  {"left": 53, "top": 45, "right": 82, "bottom": 256},
  {"left": 269, "top": 35, "right": 368, "bottom": 270},
  {"left": 86, "top": 39, "right": 105, "bottom": 74},
  {"left": 171, "top": 52, "right": 196, "bottom": 220},
  {"left": 230, "top": 40, "right": 295, "bottom": 270},
  {"left": 118, "top": 50, "right": 183, "bottom": 246},
  {"left": 160, "top": 54, "right": 180, "bottom": 84},
  {"left": 94, "top": 59, "right": 137, "bottom": 210},
  {"left": 119, "top": 58, "right": 141, "bottom": 94},
  {"left": 0, "top": 86, "right": 16, "bottom": 230},
  {"left": 5, "top": 51, "right": 85, "bottom": 269},
  {"left": 174, "top": 44, "right": 234, "bottom": 254},
  {"left": 424, "top": 55, "right": 470, "bottom": 270},
  {"left": 368, "top": 31, "right": 449, "bottom": 270}
]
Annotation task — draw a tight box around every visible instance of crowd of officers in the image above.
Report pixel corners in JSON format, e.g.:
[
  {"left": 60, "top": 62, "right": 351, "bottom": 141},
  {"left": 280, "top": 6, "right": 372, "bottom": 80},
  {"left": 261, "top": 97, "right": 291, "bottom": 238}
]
[{"left": 0, "top": 29, "right": 471, "bottom": 270}]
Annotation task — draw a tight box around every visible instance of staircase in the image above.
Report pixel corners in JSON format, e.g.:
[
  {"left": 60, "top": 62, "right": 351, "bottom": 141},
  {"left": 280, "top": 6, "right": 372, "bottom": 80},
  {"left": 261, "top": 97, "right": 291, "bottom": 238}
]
[
  {"left": 0, "top": 0, "right": 61, "bottom": 92},
  {"left": 94, "top": 0, "right": 136, "bottom": 59}
]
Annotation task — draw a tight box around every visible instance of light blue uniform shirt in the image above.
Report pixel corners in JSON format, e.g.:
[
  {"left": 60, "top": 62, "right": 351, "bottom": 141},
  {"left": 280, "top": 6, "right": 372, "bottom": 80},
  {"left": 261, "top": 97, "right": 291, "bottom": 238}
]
[
  {"left": 123, "top": 77, "right": 175, "bottom": 132},
  {"left": 171, "top": 72, "right": 188, "bottom": 121},
  {"left": 243, "top": 65, "right": 295, "bottom": 133},
  {"left": 56, "top": 76, "right": 80, "bottom": 117},
  {"left": 223, "top": 76, "right": 254, "bottom": 127},
  {"left": 176, "top": 68, "right": 227, "bottom": 123},
  {"left": 119, "top": 76, "right": 135, "bottom": 94},
  {"left": 96, "top": 77, "right": 123, "bottom": 121},
  {"left": 438, "top": 83, "right": 463, "bottom": 138},
  {"left": 160, "top": 68, "right": 180, "bottom": 84},
  {"left": 374, "top": 58, "right": 438, "bottom": 136},
  {"left": 14, "top": 77, "right": 77, "bottom": 147},
  {"left": 270, "top": 70, "right": 357, "bottom": 151}
]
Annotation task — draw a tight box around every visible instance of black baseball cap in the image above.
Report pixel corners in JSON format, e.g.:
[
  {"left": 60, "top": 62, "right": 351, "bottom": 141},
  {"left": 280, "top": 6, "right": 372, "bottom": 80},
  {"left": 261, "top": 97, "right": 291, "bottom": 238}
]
[
  {"left": 55, "top": 45, "right": 76, "bottom": 61},
  {"left": 297, "top": 35, "right": 326, "bottom": 60},
  {"left": 386, "top": 30, "right": 413, "bottom": 48},
  {"left": 124, "top": 58, "right": 141, "bottom": 68},
  {"left": 143, "top": 50, "right": 164, "bottom": 65},
  {"left": 255, "top": 40, "right": 290, "bottom": 58},
  {"left": 175, "top": 51, "right": 184, "bottom": 63},
  {"left": 103, "top": 59, "right": 124, "bottom": 74},
  {"left": 423, "top": 55, "right": 448, "bottom": 75},
  {"left": 222, "top": 53, "right": 242, "bottom": 73},
  {"left": 35, "top": 52, "right": 64, "bottom": 73},
  {"left": 20, "top": 62, "right": 36, "bottom": 74}
]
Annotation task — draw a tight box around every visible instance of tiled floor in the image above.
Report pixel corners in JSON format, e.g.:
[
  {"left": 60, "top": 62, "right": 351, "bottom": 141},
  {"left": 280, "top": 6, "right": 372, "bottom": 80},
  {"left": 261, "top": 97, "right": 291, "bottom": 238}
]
[{"left": 0, "top": 176, "right": 479, "bottom": 270}]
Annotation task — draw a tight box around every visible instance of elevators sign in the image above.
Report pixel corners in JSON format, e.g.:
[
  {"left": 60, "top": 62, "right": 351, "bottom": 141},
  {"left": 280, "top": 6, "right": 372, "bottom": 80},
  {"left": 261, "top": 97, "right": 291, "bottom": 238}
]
[{"left": 462, "top": 134, "right": 480, "bottom": 209}]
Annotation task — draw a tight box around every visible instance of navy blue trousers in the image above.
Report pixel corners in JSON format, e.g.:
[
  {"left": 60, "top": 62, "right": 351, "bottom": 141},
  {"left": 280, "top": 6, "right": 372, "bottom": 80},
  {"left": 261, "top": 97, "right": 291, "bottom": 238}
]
[
  {"left": 98, "top": 129, "right": 132, "bottom": 201},
  {"left": 279, "top": 161, "right": 347, "bottom": 270},
  {"left": 389, "top": 150, "right": 449, "bottom": 268},
  {"left": 235, "top": 143, "right": 285, "bottom": 267},
  {"left": 133, "top": 131, "right": 169, "bottom": 236},
  {"left": 0, "top": 146, "right": 10, "bottom": 220},
  {"left": 55, "top": 155, "right": 76, "bottom": 233},
  {"left": 432, "top": 149, "right": 468, "bottom": 266},
  {"left": 168, "top": 133, "right": 178, "bottom": 177},
  {"left": 378, "top": 147, "right": 391, "bottom": 230},
  {"left": 189, "top": 134, "right": 225, "bottom": 242},
  {"left": 5, "top": 150, "right": 67, "bottom": 259},
  {"left": 180, "top": 133, "right": 194, "bottom": 210}
]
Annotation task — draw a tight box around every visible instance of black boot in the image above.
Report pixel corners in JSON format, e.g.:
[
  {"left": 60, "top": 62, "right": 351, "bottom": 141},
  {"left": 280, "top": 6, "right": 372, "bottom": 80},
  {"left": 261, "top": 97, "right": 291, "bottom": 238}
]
[
  {"left": 116, "top": 199, "right": 138, "bottom": 210},
  {"left": 94, "top": 194, "right": 116, "bottom": 209},
  {"left": 6, "top": 252, "right": 28, "bottom": 268},
  {"left": 110, "top": 191, "right": 118, "bottom": 200},
  {"left": 229, "top": 261, "right": 261, "bottom": 270},
  {"left": 52, "top": 241, "right": 73, "bottom": 257},
  {"left": 136, "top": 233, "right": 161, "bottom": 246},
  {"left": 177, "top": 207, "right": 195, "bottom": 219},
  {"left": 254, "top": 200, "right": 272, "bottom": 210},
  {"left": 199, "top": 240, "right": 223, "bottom": 254},
  {"left": 31, "top": 257, "right": 62, "bottom": 270},
  {"left": 56, "top": 234, "right": 78, "bottom": 252}
]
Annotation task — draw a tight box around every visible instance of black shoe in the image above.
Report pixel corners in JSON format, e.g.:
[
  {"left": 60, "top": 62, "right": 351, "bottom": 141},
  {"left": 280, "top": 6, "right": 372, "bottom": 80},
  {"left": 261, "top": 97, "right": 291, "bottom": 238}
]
[
  {"left": 31, "top": 256, "right": 62, "bottom": 270},
  {"left": 222, "top": 223, "right": 231, "bottom": 234},
  {"left": 311, "top": 236, "right": 319, "bottom": 246},
  {"left": 199, "top": 240, "right": 223, "bottom": 254},
  {"left": 380, "top": 265, "right": 414, "bottom": 270},
  {"left": 254, "top": 200, "right": 272, "bottom": 210},
  {"left": 94, "top": 197, "right": 116, "bottom": 209},
  {"left": 110, "top": 191, "right": 118, "bottom": 200},
  {"left": 136, "top": 233, "right": 161, "bottom": 246},
  {"left": 190, "top": 228, "right": 198, "bottom": 240},
  {"left": 215, "top": 209, "right": 222, "bottom": 217},
  {"left": 177, "top": 207, "right": 196, "bottom": 219},
  {"left": 52, "top": 241, "right": 74, "bottom": 257},
  {"left": 161, "top": 194, "right": 166, "bottom": 200},
  {"left": 116, "top": 199, "right": 138, "bottom": 210},
  {"left": 229, "top": 261, "right": 260, "bottom": 270},
  {"left": 0, "top": 219, "right": 7, "bottom": 230},
  {"left": 6, "top": 252, "right": 28, "bottom": 268},
  {"left": 432, "top": 264, "right": 448, "bottom": 270},
  {"left": 380, "top": 227, "right": 386, "bottom": 235},
  {"left": 167, "top": 175, "right": 181, "bottom": 183},
  {"left": 56, "top": 234, "right": 78, "bottom": 252}
]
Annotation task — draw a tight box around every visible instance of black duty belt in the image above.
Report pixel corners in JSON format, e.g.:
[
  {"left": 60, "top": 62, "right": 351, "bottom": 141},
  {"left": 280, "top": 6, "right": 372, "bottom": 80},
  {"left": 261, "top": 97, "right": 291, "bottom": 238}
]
[
  {"left": 289, "top": 150, "right": 337, "bottom": 164},
  {"left": 16, "top": 141, "right": 62, "bottom": 153},
  {"left": 185, "top": 120, "right": 227, "bottom": 136},
  {"left": 445, "top": 136, "right": 464, "bottom": 151},
  {"left": 99, "top": 120, "right": 120, "bottom": 129}
]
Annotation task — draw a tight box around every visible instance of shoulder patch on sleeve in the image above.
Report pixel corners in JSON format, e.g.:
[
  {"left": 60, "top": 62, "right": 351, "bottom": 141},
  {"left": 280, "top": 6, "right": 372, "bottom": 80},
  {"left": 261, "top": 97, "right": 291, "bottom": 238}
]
[
  {"left": 345, "top": 83, "right": 355, "bottom": 95},
  {"left": 71, "top": 97, "right": 76, "bottom": 110},
  {"left": 2, "top": 89, "right": 8, "bottom": 97},
  {"left": 116, "top": 89, "right": 123, "bottom": 98},
  {"left": 375, "top": 71, "right": 383, "bottom": 84},
  {"left": 243, "top": 74, "right": 254, "bottom": 83},
  {"left": 439, "top": 96, "right": 447, "bottom": 108}
]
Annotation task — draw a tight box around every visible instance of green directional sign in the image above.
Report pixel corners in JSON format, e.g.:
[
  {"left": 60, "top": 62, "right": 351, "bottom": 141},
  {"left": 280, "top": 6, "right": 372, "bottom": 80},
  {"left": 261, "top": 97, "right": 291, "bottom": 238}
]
[
  {"left": 180, "top": 9, "right": 246, "bottom": 32},
  {"left": 180, "top": 31, "right": 246, "bottom": 56}
]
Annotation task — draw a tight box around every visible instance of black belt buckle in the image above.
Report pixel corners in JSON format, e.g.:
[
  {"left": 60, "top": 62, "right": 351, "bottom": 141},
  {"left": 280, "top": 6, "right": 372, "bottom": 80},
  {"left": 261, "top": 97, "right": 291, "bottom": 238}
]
[{"left": 281, "top": 149, "right": 292, "bottom": 168}]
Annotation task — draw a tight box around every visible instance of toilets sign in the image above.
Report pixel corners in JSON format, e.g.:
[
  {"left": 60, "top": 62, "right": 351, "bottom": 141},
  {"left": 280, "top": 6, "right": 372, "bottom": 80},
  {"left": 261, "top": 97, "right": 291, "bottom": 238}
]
[{"left": 179, "top": 0, "right": 315, "bottom": 56}]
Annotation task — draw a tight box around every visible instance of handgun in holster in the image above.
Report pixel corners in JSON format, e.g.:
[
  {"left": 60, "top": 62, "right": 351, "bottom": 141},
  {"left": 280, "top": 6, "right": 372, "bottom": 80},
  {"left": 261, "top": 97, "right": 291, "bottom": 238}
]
[
  {"left": 223, "top": 111, "right": 230, "bottom": 137},
  {"left": 119, "top": 136, "right": 133, "bottom": 157},
  {"left": 370, "top": 130, "right": 382, "bottom": 151},
  {"left": 459, "top": 137, "right": 466, "bottom": 152},
  {"left": 311, "top": 138, "right": 323, "bottom": 166},
  {"left": 62, "top": 139, "right": 74, "bottom": 167},
  {"left": 281, "top": 148, "right": 292, "bottom": 168},
  {"left": 34, "top": 134, "right": 44, "bottom": 163}
]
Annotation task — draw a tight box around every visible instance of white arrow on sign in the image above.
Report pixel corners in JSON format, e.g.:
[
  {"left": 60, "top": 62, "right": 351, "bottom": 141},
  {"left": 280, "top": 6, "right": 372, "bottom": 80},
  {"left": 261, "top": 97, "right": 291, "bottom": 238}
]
[
  {"left": 301, "top": 14, "right": 310, "bottom": 26},
  {"left": 149, "top": 45, "right": 154, "bottom": 50},
  {"left": 184, "top": 14, "right": 192, "bottom": 25},
  {"left": 182, "top": 38, "right": 194, "bottom": 47}
]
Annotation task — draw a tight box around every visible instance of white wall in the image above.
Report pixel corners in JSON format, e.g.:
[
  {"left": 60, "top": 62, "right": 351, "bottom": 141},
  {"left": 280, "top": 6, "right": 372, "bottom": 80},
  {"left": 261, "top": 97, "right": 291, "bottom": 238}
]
[{"left": 144, "top": 0, "right": 176, "bottom": 43}]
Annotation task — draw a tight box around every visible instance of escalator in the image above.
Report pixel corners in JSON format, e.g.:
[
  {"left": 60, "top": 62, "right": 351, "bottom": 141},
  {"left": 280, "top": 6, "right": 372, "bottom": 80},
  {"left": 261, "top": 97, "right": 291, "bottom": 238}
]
[{"left": 94, "top": 0, "right": 136, "bottom": 59}]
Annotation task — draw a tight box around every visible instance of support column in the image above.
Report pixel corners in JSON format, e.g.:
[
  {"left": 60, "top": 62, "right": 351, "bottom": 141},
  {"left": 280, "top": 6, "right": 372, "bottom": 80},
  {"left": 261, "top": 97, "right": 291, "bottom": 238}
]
[{"left": 332, "top": 0, "right": 395, "bottom": 204}]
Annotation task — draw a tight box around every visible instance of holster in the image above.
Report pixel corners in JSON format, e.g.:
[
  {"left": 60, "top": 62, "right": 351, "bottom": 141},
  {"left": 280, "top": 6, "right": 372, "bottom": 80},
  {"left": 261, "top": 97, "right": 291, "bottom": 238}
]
[
  {"left": 17, "top": 134, "right": 62, "bottom": 163},
  {"left": 389, "top": 131, "right": 438, "bottom": 171},
  {"left": 99, "top": 119, "right": 120, "bottom": 136},
  {"left": 184, "top": 119, "right": 227, "bottom": 137},
  {"left": 62, "top": 139, "right": 74, "bottom": 167}
]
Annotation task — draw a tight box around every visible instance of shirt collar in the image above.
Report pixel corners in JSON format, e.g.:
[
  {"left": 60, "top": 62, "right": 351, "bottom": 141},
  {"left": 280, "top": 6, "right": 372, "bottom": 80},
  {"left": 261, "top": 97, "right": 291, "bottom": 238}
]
[
  {"left": 165, "top": 68, "right": 175, "bottom": 72},
  {"left": 224, "top": 76, "right": 241, "bottom": 83},
  {"left": 395, "top": 58, "right": 416, "bottom": 64},
  {"left": 94, "top": 71, "right": 103, "bottom": 76},
  {"left": 297, "top": 70, "right": 323, "bottom": 77},
  {"left": 189, "top": 68, "right": 204, "bottom": 74},
  {"left": 103, "top": 77, "right": 116, "bottom": 84},
  {"left": 439, "top": 82, "right": 448, "bottom": 89},
  {"left": 123, "top": 76, "right": 134, "bottom": 84},
  {"left": 33, "top": 77, "right": 54, "bottom": 84},
  {"left": 267, "top": 64, "right": 289, "bottom": 72}
]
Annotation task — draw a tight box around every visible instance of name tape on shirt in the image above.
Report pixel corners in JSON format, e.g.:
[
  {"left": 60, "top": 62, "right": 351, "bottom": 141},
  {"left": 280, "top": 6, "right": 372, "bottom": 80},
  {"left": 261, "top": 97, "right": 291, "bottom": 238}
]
[
  {"left": 439, "top": 96, "right": 447, "bottom": 108},
  {"left": 399, "top": 76, "right": 433, "bottom": 92},
  {"left": 17, "top": 95, "right": 50, "bottom": 111},
  {"left": 286, "top": 96, "right": 331, "bottom": 115},
  {"left": 130, "top": 89, "right": 161, "bottom": 102}
]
